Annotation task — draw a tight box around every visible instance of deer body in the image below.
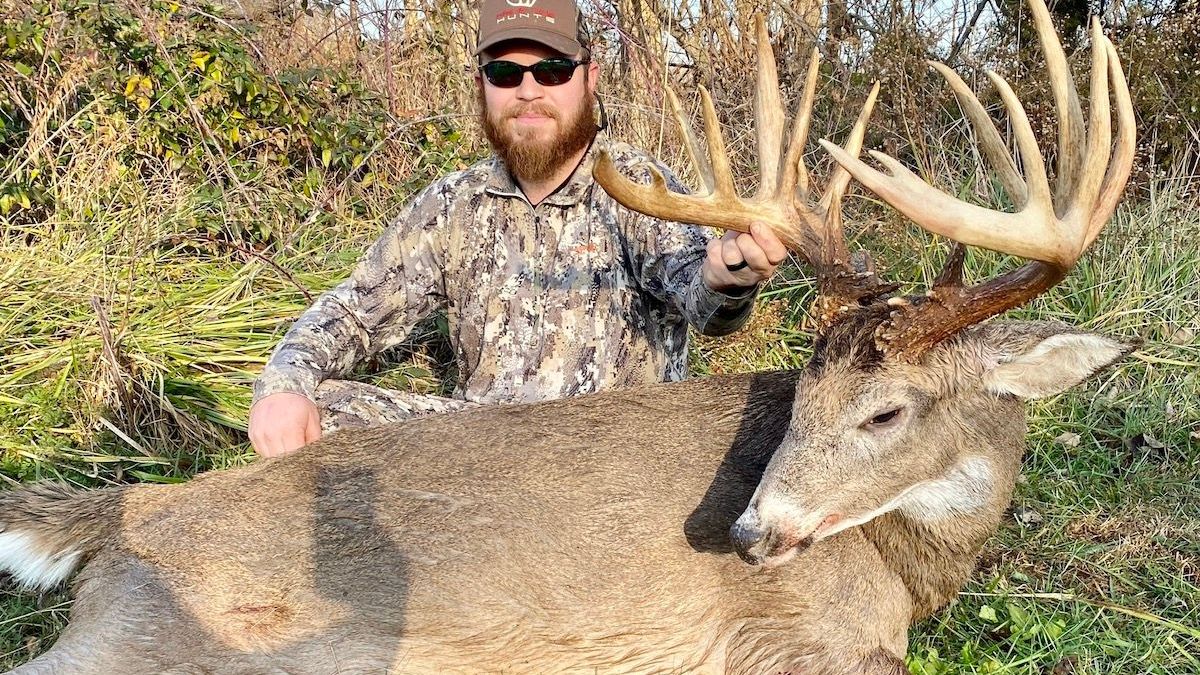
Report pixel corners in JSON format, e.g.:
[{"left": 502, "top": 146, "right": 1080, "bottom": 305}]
[{"left": 2, "top": 356, "right": 1041, "bottom": 674}]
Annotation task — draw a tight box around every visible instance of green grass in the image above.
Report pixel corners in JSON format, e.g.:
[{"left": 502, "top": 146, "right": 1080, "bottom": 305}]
[{"left": 1, "top": 169, "right": 1198, "bottom": 671}]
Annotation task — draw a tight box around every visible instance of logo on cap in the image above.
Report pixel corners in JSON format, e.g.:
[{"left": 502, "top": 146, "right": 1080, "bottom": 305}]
[{"left": 496, "top": 0, "right": 557, "bottom": 25}]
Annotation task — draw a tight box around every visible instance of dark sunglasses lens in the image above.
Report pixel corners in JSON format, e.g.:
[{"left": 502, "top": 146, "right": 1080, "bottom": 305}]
[
  {"left": 483, "top": 61, "right": 523, "bottom": 88},
  {"left": 531, "top": 59, "right": 578, "bottom": 86}
]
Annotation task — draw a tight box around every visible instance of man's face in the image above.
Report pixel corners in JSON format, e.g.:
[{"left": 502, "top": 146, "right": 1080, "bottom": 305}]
[{"left": 477, "top": 40, "right": 600, "bottom": 182}]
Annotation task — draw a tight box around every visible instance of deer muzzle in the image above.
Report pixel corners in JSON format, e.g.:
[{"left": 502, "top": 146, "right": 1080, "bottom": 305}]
[{"left": 729, "top": 508, "right": 815, "bottom": 566}]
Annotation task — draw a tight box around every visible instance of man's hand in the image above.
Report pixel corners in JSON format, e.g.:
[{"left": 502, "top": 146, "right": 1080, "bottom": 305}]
[
  {"left": 248, "top": 392, "right": 322, "bottom": 458},
  {"left": 701, "top": 222, "right": 787, "bottom": 292}
]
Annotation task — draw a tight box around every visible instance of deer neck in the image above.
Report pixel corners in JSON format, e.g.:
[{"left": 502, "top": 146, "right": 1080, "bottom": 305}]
[{"left": 859, "top": 432, "right": 1024, "bottom": 620}]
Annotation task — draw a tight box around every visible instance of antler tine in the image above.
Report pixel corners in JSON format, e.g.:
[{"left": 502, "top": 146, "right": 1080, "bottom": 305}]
[
  {"left": 782, "top": 48, "right": 821, "bottom": 204},
  {"left": 1029, "top": 0, "right": 1087, "bottom": 209},
  {"left": 754, "top": 16, "right": 786, "bottom": 203},
  {"left": 666, "top": 87, "right": 716, "bottom": 195},
  {"left": 1093, "top": 31, "right": 1136, "bottom": 246},
  {"left": 817, "top": 81, "right": 881, "bottom": 238},
  {"left": 824, "top": 0, "right": 1134, "bottom": 360},
  {"left": 1072, "top": 17, "right": 1112, "bottom": 242},
  {"left": 798, "top": 81, "right": 893, "bottom": 329},
  {"left": 699, "top": 86, "right": 738, "bottom": 199},
  {"left": 927, "top": 61, "right": 1027, "bottom": 205}
]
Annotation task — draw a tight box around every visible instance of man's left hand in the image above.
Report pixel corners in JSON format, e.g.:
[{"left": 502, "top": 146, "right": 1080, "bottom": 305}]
[{"left": 702, "top": 222, "right": 788, "bottom": 292}]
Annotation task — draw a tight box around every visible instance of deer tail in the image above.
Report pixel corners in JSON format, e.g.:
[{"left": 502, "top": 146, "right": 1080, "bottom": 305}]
[{"left": 0, "top": 482, "right": 126, "bottom": 590}]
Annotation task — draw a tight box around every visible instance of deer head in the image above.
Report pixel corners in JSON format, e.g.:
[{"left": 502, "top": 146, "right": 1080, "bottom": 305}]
[{"left": 595, "top": 0, "right": 1136, "bottom": 566}]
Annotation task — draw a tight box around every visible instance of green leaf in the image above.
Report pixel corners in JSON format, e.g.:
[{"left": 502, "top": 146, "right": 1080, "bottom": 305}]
[
  {"left": 321, "top": 146, "right": 332, "bottom": 167},
  {"left": 1006, "top": 601, "right": 1030, "bottom": 629},
  {"left": 191, "top": 50, "right": 211, "bottom": 71},
  {"left": 14, "top": 62, "right": 33, "bottom": 77},
  {"left": 978, "top": 605, "right": 998, "bottom": 623}
]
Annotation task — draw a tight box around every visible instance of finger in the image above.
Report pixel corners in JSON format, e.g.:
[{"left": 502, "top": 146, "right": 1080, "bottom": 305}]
[
  {"left": 750, "top": 222, "right": 789, "bottom": 265},
  {"left": 250, "top": 430, "right": 267, "bottom": 455},
  {"left": 721, "top": 237, "right": 746, "bottom": 267},
  {"left": 305, "top": 411, "right": 322, "bottom": 444},
  {"left": 279, "top": 427, "right": 308, "bottom": 455},
  {"left": 736, "top": 233, "right": 773, "bottom": 272},
  {"left": 707, "top": 238, "right": 724, "bottom": 264},
  {"left": 256, "top": 435, "right": 282, "bottom": 458}
]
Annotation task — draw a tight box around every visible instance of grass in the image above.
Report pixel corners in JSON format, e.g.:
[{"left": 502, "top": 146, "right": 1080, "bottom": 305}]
[{"left": 1, "top": 148, "right": 1198, "bottom": 672}]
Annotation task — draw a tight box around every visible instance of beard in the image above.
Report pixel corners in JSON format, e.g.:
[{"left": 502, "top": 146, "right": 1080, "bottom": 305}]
[{"left": 480, "top": 88, "right": 597, "bottom": 183}]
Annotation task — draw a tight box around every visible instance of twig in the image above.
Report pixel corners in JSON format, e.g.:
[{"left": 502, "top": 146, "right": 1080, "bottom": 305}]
[{"left": 948, "top": 0, "right": 992, "bottom": 63}]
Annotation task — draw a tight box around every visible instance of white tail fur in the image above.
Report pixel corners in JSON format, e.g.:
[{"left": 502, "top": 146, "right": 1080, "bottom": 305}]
[{"left": 0, "top": 530, "right": 83, "bottom": 590}]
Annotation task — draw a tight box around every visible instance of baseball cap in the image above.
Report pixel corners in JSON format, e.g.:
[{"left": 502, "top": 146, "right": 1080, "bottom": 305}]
[{"left": 475, "top": 0, "right": 589, "bottom": 58}]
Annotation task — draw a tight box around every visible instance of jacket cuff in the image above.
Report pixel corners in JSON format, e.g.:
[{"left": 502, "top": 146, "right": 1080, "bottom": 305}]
[
  {"left": 688, "top": 273, "right": 759, "bottom": 336},
  {"left": 251, "top": 363, "right": 322, "bottom": 407}
]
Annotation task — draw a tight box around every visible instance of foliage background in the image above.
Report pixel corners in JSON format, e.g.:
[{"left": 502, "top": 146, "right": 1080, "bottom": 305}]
[{"left": 0, "top": 0, "right": 1197, "bottom": 671}]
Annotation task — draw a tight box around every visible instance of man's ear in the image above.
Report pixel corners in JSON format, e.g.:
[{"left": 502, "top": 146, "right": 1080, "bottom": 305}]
[
  {"left": 586, "top": 60, "right": 600, "bottom": 94},
  {"left": 938, "top": 321, "right": 1139, "bottom": 400}
]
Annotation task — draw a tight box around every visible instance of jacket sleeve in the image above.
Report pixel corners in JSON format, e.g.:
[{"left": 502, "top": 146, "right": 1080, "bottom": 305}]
[
  {"left": 616, "top": 156, "right": 758, "bottom": 337},
  {"left": 253, "top": 184, "right": 448, "bottom": 404}
]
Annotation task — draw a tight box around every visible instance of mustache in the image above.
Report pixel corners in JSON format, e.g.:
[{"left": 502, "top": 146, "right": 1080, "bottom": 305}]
[{"left": 500, "top": 102, "right": 561, "bottom": 121}]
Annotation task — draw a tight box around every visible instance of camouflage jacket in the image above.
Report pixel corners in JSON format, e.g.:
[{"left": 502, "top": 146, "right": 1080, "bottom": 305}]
[{"left": 253, "top": 139, "right": 758, "bottom": 407}]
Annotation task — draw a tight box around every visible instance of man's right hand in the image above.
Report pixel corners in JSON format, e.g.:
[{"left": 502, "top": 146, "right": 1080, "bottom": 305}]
[{"left": 248, "top": 392, "right": 322, "bottom": 458}]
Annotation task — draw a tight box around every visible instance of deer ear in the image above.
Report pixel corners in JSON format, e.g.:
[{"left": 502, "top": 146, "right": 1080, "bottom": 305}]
[
  {"left": 945, "top": 322, "right": 1138, "bottom": 400},
  {"left": 931, "top": 319, "right": 1137, "bottom": 398}
]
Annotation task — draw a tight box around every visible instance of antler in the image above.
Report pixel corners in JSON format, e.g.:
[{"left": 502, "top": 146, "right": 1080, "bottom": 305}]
[
  {"left": 821, "top": 0, "right": 1135, "bottom": 360},
  {"left": 593, "top": 17, "right": 890, "bottom": 327}
]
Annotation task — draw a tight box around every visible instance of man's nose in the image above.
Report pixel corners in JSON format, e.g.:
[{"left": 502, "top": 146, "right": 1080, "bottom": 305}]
[{"left": 514, "top": 72, "right": 544, "bottom": 100}]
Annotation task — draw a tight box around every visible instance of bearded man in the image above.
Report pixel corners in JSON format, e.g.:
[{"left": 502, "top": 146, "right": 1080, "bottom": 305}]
[{"left": 248, "top": 0, "right": 786, "bottom": 457}]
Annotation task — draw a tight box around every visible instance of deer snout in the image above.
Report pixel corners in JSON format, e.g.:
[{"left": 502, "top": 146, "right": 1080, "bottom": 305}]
[{"left": 730, "top": 507, "right": 813, "bottom": 566}]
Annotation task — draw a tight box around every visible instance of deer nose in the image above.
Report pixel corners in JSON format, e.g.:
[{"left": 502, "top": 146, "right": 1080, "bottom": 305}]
[{"left": 729, "top": 510, "right": 774, "bottom": 565}]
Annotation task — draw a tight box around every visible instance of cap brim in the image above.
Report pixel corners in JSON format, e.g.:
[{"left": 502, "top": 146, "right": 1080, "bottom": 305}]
[{"left": 475, "top": 28, "right": 581, "bottom": 57}]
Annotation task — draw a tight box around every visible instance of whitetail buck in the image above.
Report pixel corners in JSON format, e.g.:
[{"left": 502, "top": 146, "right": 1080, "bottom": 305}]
[{"left": 1, "top": 1, "right": 1135, "bottom": 672}]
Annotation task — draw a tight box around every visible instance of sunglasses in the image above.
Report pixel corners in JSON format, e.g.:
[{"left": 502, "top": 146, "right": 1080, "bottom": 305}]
[{"left": 479, "top": 57, "right": 590, "bottom": 88}]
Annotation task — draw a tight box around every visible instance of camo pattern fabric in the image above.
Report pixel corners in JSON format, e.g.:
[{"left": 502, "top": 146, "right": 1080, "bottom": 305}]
[
  {"left": 254, "top": 138, "right": 757, "bottom": 415},
  {"left": 312, "top": 380, "right": 479, "bottom": 433}
]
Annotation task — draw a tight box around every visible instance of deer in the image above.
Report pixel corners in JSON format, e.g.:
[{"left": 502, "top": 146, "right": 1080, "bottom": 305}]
[{"left": 0, "top": 1, "right": 1135, "bottom": 672}]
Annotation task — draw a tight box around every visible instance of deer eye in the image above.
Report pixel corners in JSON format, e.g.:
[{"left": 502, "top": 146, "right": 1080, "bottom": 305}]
[{"left": 863, "top": 407, "right": 903, "bottom": 429}]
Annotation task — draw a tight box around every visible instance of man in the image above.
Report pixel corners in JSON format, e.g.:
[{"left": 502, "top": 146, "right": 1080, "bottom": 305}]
[{"left": 248, "top": 0, "right": 786, "bottom": 457}]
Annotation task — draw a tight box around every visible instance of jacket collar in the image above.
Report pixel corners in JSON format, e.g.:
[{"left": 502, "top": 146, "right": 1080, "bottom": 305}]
[{"left": 484, "top": 138, "right": 603, "bottom": 207}]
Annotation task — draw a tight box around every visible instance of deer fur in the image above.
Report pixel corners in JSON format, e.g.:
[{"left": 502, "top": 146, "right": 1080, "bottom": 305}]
[{"left": 0, "top": 312, "right": 1134, "bottom": 674}]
